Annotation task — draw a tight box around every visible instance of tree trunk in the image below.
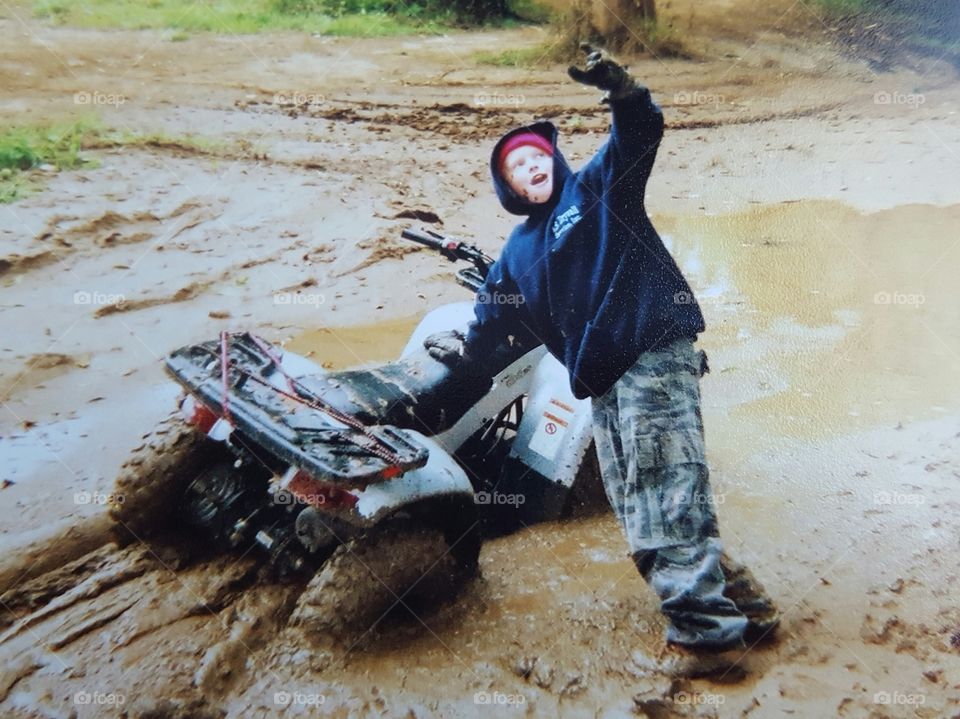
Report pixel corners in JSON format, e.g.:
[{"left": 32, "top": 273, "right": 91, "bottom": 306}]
[{"left": 589, "top": 0, "right": 657, "bottom": 49}]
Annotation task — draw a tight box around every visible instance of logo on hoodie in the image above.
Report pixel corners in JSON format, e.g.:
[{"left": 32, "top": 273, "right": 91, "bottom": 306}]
[{"left": 552, "top": 204, "right": 582, "bottom": 240}]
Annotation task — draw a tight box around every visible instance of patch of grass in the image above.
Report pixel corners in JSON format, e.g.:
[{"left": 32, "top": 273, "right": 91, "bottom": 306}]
[
  {"left": 30, "top": 0, "right": 551, "bottom": 34},
  {"left": 0, "top": 118, "right": 99, "bottom": 172},
  {"left": 0, "top": 171, "right": 30, "bottom": 204},
  {"left": 507, "top": 0, "right": 553, "bottom": 24},
  {"left": 0, "top": 117, "right": 101, "bottom": 203},
  {"left": 323, "top": 12, "right": 443, "bottom": 36},
  {"left": 31, "top": 0, "right": 451, "bottom": 35},
  {"left": 0, "top": 118, "right": 255, "bottom": 203}
]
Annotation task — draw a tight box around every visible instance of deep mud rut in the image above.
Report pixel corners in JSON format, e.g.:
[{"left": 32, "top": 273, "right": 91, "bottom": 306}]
[{"left": 2, "top": 0, "right": 960, "bottom": 716}]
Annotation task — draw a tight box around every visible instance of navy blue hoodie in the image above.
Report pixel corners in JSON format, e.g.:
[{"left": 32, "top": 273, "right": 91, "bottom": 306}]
[{"left": 464, "top": 86, "right": 705, "bottom": 400}]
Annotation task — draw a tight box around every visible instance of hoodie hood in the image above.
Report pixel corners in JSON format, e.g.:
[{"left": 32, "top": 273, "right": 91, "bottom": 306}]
[{"left": 490, "top": 121, "right": 572, "bottom": 217}]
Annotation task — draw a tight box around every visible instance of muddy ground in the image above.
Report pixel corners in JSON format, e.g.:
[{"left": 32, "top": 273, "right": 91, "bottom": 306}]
[{"left": 1, "top": 0, "right": 959, "bottom": 716}]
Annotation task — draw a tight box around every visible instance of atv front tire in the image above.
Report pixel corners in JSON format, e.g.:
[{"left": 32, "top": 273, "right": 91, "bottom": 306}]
[
  {"left": 563, "top": 440, "right": 608, "bottom": 518},
  {"left": 110, "top": 408, "right": 217, "bottom": 544}
]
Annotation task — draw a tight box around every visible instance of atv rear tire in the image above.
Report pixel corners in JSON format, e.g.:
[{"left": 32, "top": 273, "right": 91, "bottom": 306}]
[
  {"left": 291, "top": 516, "right": 479, "bottom": 639},
  {"left": 110, "top": 408, "right": 217, "bottom": 545}
]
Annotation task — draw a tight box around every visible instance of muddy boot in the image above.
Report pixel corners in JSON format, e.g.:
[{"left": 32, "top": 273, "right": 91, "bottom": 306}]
[
  {"left": 719, "top": 552, "right": 780, "bottom": 645},
  {"left": 633, "top": 538, "right": 749, "bottom": 653}
]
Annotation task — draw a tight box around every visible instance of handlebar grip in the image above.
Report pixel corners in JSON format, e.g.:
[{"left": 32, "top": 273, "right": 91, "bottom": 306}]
[{"left": 401, "top": 228, "right": 445, "bottom": 251}]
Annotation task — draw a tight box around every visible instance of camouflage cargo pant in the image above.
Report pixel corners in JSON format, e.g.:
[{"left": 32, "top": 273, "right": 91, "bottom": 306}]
[{"left": 591, "top": 337, "right": 748, "bottom": 649}]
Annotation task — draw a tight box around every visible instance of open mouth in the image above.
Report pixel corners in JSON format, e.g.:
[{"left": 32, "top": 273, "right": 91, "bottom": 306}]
[{"left": 531, "top": 173, "right": 547, "bottom": 186}]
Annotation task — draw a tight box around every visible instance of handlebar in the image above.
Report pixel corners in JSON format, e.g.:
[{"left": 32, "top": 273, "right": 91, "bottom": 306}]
[
  {"left": 401, "top": 227, "right": 495, "bottom": 286},
  {"left": 400, "top": 227, "right": 448, "bottom": 253}
]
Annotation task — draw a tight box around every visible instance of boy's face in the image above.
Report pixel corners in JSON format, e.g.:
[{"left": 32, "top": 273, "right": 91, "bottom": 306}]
[{"left": 502, "top": 144, "right": 554, "bottom": 204}]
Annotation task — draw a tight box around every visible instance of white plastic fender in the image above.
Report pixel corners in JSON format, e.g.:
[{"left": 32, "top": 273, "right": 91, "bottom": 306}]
[
  {"left": 353, "top": 429, "right": 475, "bottom": 523},
  {"left": 507, "top": 353, "right": 594, "bottom": 488}
]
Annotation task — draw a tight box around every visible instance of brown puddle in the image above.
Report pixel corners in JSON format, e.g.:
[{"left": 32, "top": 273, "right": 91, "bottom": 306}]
[
  {"left": 285, "top": 201, "right": 960, "bottom": 441},
  {"left": 282, "top": 316, "right": 420, "bottom": 369},
  {"left": 657, "top": 200, "right": 960, "bottom": 439}
]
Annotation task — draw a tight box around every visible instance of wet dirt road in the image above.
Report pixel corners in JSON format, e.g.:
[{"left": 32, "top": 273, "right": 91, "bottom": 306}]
[{"left": 2, "top": 1, "right": 960, "bottom": 716}]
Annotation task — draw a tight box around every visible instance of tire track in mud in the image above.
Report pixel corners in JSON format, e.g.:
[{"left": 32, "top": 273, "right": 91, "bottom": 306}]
[
  {"left": 0, "top": 413, "right": 288, "bottom": 717},
  {"left": 0, "top": 526, "right": 471, "bottom": 718},
  {"left": 0, "top": 516, "right": 114, "bottom": 607},
  {"left": 0, "top": 418, "right": 475, "bottom": 717},
  {"left": 0, "top": 435, "right": 478, "bottom": 718},
  {"left": 83, "top": 137, "right": 267, "bottom": 164},
  {"left": 89, "top": 246, "right": 300, "bottom": 319},
  {"left": 0, "top": 536, "right": 304, "bottom": 718},
  {"left": 237, "top": 96, "right": 844, "bottom": 143},
  {"left": 3, "top": 196, "right": 310, "bottom": 324},
  {"left": 1, "top": 200, "right": 221, "bottom": 281}
]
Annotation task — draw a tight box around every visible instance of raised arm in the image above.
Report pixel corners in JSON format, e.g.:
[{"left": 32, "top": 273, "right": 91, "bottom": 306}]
[{"left": 568, "top": 44, "right": 664, "bottom": 162}]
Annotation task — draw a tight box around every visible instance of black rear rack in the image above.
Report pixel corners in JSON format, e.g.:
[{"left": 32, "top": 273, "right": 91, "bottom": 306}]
[{"left": 165, "top": 333, "right": 429, "bottom": 488}]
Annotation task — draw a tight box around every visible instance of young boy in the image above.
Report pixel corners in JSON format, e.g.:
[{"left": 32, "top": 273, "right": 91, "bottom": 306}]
[{"left": 426, "top": 47, "right": 778, "bottom": 653}]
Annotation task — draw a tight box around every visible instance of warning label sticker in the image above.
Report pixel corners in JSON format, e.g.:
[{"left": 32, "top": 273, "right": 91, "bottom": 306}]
[{"left": 528, "top": 401, "right": 572, "bottom": 461}]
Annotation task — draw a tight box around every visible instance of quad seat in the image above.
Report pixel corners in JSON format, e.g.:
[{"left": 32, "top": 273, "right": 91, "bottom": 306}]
[{"left": 296, "top": 348, "right": 494, "bottom": 436}]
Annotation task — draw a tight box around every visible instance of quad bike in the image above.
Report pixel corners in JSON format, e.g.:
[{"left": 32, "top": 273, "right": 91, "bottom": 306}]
[
  {"left": 109, "top": 227, "right": 777, "bottom": 640},
  {"left": 109, "top": 227, "right": 604, "bottom": 636}
]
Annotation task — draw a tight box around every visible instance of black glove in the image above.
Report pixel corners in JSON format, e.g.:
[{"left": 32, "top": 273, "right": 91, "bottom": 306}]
[
  {"left": 567, "top": 43, "right": 638, "bottom": 102},
  {"left": 424, "top": 330, "right": 469, "bottom": 367}
]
